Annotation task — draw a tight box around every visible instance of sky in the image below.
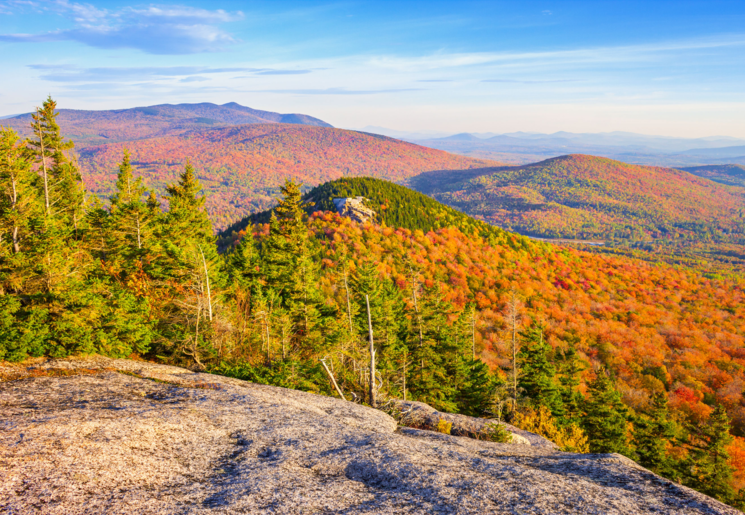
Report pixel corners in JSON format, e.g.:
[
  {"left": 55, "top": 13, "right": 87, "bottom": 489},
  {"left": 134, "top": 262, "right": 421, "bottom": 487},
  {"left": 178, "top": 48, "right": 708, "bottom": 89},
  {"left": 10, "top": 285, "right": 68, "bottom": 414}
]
[{"left": 1, "top": 0, "right": 744, "bottom": 137}]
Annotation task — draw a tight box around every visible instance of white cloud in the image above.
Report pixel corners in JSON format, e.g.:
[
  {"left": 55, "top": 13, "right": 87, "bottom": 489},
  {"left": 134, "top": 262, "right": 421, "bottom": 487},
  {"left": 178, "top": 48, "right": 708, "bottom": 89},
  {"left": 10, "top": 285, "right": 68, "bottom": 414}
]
[{"left": 0, "top": 1, "right": 244, "bottom": 54}]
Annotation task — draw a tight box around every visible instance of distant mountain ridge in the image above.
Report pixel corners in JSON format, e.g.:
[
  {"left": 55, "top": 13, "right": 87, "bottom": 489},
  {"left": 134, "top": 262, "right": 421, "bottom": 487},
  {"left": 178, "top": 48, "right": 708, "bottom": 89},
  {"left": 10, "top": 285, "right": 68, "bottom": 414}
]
[
  {"left": 406, "top": 154, "right": 745, "bottom": 243},
  {"left": 406, "top": 130, "right": 745, "bottom": 167},
  {"left": 1, "top": 102, "right": 332, "bottom": 147},
  {"left": 681, "top": 164, "right": 745, "bottom": 188}
]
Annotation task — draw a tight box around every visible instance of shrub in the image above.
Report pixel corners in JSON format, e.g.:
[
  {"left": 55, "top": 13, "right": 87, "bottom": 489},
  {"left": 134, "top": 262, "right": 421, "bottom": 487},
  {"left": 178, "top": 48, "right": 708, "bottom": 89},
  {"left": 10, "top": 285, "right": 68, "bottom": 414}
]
[
  {"left": 514, "top": 405, "right": 589, "bottom": 453},
  {"left": 437, "top": 418, "right": 453, "bottom": 435},
  {"left": 480, "top": 422, "right": 513, "bottom": 443}
]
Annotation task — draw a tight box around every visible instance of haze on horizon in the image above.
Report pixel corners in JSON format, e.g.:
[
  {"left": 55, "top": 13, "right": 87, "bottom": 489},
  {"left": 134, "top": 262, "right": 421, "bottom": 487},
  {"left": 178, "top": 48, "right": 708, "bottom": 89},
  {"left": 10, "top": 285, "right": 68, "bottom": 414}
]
[{"left": 1, "top": 0, "right": 744, "bottom": 139}]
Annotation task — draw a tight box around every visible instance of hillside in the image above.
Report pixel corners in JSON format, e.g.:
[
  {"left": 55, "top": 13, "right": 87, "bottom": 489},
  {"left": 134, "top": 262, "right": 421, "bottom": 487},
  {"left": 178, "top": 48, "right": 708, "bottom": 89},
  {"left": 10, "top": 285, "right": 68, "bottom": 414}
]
[
  {"left": 218, "top": 176, "right": 520, "bottom": 249},
  {"left": 78, "top": 124, "right": 500, "bottom": 230},
  {"left": 681, "top": 164, "right": 745, "bottom": 188},
  {"left": 1, "top": 102, "right": 331, "bottom": 148},
  {"left": 407, "top": 154, "right": 745, "bottom": 242}
]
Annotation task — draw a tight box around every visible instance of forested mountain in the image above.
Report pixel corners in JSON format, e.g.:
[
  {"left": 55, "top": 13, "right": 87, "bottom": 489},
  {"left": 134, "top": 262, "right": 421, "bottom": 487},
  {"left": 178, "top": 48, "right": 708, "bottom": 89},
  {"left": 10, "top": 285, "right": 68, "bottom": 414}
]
[
  {"left": 408, "top": 154, "right": 745, "bottom": 242},
  {"left": 681, "top": 164, "right": 745, "bottom": 188},
  {"left": 218, "top": 177, "right": 519, "bottom": 249},
  {"left": 1, "top": 102, "right": 331, "bottom": 147},
  {"left": 78, "top": 124, "right": 499, "bottom": 230},
  {"left": 3, "top": 99, "right": 745, "bottom": 508}
]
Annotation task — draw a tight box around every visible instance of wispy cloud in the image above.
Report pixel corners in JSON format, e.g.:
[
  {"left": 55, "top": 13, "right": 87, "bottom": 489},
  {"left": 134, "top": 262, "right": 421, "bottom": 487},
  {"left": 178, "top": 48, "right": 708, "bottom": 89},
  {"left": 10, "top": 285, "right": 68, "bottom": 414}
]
[
  {"left": 482, "top": 79, "right": 579, "bottom": 84},
  {"left": 254, "top": 88, "right": 423, "bottom": 95},
  {"left": 27, "top": 64, "right": 312, "bottom": 82},
  {"left": 256, "top": 70, "right": 312, "bottom": 75},
  {"left": 0, "top": 1, "right": 244, "bottom": 54},
  {"left": 367, "top": 35, "right": 745, "bottom": 72}
]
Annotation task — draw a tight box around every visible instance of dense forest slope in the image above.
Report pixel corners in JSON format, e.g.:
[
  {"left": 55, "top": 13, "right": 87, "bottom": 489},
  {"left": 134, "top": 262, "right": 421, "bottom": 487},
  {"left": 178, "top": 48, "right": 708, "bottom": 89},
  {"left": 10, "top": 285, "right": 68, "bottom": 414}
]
[
  {"left": 1, "top": 102, "right": 331, "bottom": 147},
  {"left": 681, "top": 164, "right": 745, "bottom": 188},
  {"left": 219, "top": 176, "right": 519, "bottom": 248},
  {"left": 79, "top": 124, "right": 499, "bottom": 230},
  {"left": 407, "top": 154, "right": 745, "bottom": 242}
]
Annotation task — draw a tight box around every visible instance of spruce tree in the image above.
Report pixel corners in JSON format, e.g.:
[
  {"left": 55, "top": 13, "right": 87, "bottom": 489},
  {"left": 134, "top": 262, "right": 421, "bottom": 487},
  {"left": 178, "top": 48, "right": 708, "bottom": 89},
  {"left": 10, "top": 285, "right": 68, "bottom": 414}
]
[
  {"left": 556, "top": 345, "right": 587, "bottom": 425},
  {"left": 408, "top": 282, "right": 457, "bottom": 412},
  {"left": 634, "top": 392, "right": 678, "bottom": 478},
  {"left": 156, "top": 161, "right": 225, "bottom": 366},
  {"left": 0, "top": 127, "right": 38, "bottom": 260},
  {"left": 583, "top": 369, "right": 632, "bottom": 455},
  {"left": 685, "top": 405, "right": 736, "bottom": 504},
  {"left": 108, "top": 150, "right": 156, "bottom": 270},
  {"left": 518, "top": 325, "right": 564, "bottom": 418}
]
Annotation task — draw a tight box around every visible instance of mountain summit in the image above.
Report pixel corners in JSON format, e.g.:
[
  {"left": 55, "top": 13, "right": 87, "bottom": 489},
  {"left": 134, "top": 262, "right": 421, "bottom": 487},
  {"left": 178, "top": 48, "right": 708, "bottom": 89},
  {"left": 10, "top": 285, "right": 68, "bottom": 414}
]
[{"left": 1, "top": 102, "right": 332, "bottom": 147}]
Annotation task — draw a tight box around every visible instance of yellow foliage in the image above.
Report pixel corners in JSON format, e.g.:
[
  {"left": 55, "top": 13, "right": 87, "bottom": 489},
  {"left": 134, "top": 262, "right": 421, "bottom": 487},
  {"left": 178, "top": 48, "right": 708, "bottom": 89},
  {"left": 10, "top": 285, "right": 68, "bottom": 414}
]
[
  {"left": 436, "top": 418, "right": 452, "bottom": 435},
  {"left": 513, "top": 406, "right": 589, "bottom": 453}
]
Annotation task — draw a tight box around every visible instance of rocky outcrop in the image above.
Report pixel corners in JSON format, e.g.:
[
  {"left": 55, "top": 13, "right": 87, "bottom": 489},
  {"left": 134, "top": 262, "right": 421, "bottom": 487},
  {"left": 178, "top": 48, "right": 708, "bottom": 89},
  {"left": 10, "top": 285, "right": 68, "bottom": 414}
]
[
  {"left": 333, "top": 197, "right": 376, "bottom": 223},
  {"left": 0, "top": 357, "right": 740, "bottom": 514},
  {"left": 389, "top": 399, "right": 549, "bottom": 447}
]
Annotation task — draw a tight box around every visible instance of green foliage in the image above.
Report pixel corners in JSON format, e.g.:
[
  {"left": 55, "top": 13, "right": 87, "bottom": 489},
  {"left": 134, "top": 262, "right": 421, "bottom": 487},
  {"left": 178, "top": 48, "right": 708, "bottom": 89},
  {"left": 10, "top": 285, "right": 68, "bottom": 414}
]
[
  {"left": 582, "top": 369, "right": 632, "bottom": 456},
  {"left": 480, "top": 422, "right": 513, "bottom": 443},
  {"left": 633, "top": 392, "right": 678, "bottom": 478},
  {"left": 684, "top": 405, "right": 737, "bottom": 504},
  {"left": 518, "top": 325, "right": 564, "bottom": 418},
  {"left": 218, "top": 176, "right": 530, "bottom": 251}
]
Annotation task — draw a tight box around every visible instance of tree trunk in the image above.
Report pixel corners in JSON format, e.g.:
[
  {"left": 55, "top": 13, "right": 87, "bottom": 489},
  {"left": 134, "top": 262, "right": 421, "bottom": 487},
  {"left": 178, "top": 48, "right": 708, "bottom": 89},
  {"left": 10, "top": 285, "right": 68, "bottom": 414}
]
[
  {"left": 321, "top": 359, "right": 345, "bottom": 399},
  {"left": 366, "top": 294, "right": 376, "bottom": 408},
  {"left": 198, "top": 245, "right": 213, "bottom": 321},
  {"left": 34, "top": 109, "right": 51, "bottom": 216}
]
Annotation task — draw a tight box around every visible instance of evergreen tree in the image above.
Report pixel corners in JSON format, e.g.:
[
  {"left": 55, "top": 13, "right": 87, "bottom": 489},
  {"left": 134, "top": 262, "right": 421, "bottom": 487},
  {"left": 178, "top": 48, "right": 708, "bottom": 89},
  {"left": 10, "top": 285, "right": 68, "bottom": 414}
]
[
  {"left": 156, "top": 161, "right": 225, "bottom": 366},
  {"left": 0, "top": 127, "right": 38, "bottom": 261},
  {"left": 634, "top": 392, "right": 678, "bottom": 478},
  {"left": 518, "top": 325, "right": 564, "bottom": 418},
  {"left": 583, "top": 369, "right": 632, "bottom": 455},
  {"left": 408, "top": 282, "right": 457, "bottom": 412},
  {"left": 556, "top": 345, "right": 587, "bottom": 425},
  {"left": 107, "top": 150, "right": 156, "bottom": 271},
  {"left": 455, "top": 357, "right": 496, "bottom": 417},
  {"left": 685, "top": 405, "right": 736, "bottom": 504}
]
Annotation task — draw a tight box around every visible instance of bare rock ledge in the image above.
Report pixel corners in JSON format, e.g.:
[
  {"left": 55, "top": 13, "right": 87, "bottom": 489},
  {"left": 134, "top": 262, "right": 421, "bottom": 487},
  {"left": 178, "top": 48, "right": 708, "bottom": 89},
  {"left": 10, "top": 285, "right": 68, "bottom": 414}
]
[{"left": 0, "top": 357, "right": 740, "bottom": 514}]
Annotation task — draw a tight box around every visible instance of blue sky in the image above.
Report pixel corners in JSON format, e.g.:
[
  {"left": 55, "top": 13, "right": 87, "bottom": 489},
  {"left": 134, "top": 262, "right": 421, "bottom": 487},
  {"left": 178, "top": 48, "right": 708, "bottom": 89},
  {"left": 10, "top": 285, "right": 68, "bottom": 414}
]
[{"left": 1, "top": 0, "right": 744, "bottom": 137}]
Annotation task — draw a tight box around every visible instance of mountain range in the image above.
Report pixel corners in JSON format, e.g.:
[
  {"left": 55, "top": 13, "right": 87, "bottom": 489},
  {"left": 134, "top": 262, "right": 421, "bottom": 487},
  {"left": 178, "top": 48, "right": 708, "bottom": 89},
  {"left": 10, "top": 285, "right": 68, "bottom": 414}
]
[
  {"left": 1, "top": 102, "right": 332, "bottom": 148},
  {"left": 77, "top": 123, "right": 499, "bottom": 230},
  {"left": 398, "top": 130, "right": 745, "bottom": 167},
  {"left": 406, "top": 154, "right": 745, "bottom": 239}
]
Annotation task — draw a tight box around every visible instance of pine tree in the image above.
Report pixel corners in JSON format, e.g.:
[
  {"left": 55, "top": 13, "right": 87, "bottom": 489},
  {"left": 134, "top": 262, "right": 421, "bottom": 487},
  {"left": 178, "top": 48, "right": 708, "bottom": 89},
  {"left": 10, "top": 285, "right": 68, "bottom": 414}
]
[
  {"left": 583, "top": 369, "right": 632, "bottom": 455},
  {"left": 156, "top": 161, "right": 225, "bottom": 366},
  {"left": 0, "top": 127, "right": 38, "bottom": 261},
  {"left": 518, "top": 325, "right": 564, "bottom": 418},
  {"left": 108, "top": 150, "right": 156, "bottom": 270},
  {"left": 685, "top": 405, "right": 736, "bottom": 504},
  {"left": 634, "top": 392, "right": 678, "bottom": 478}
]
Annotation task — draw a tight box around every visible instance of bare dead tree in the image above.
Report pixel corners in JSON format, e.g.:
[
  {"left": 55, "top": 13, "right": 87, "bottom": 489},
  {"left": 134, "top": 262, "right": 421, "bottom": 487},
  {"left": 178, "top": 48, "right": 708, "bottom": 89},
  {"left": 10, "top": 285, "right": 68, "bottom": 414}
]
[
  {"left": 321, "top": 357, "right": 345, "bottom": 400},
  {"left": 504, "top": 289, "right": 522, "bottom": 413},
  {"left": 366, "top": 294, "right": 377, "bottom": 408}
]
